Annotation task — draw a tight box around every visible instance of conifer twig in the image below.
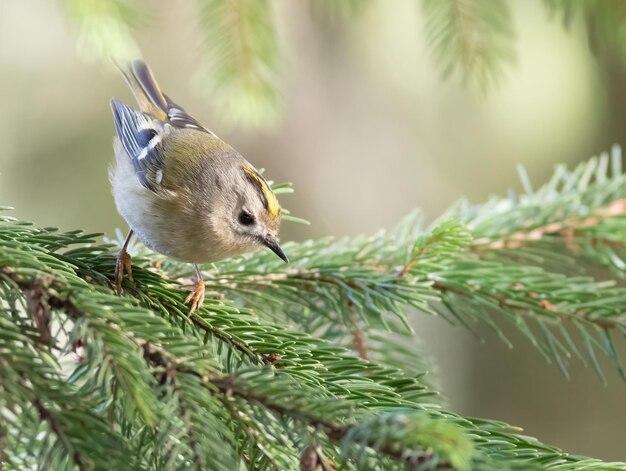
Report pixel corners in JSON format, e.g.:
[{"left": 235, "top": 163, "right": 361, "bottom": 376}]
[
  {"left": 3, "top": 153, "right": 626, "bottom": 469},
  {"left": 186, "top": 311, "right": 276, "bottom": 366},
  {"left": 472, "top": 198, "right": 626, "bottom": 250},
  {"left": 139, "top": 336, "right": 447, "bottom": 468},
  {"left": 32, "top": 399, "right": 86, "bottom": 471}
]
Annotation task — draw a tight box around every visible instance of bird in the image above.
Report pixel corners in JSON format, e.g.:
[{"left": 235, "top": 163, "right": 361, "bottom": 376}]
[{"left": 109, "top": 60, "right": 287, "bottom": 312}]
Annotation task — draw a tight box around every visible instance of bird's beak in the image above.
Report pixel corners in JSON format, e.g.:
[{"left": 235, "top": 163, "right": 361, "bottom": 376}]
[{"left": 262, "top": 235, "right": 288, "bottom": 263}]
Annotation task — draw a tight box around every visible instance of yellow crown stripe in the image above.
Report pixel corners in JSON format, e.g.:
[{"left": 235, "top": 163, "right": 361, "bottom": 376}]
[{"left": 244, "top": 167, "right": 280, "bottom": 219}]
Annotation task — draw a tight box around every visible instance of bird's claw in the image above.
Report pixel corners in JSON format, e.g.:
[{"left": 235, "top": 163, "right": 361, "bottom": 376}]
[
  {"left": 115, "top": 249, "right": 133, "bottom": 295},
  {"left": 185, "top": 279, "right": 205, "bottom": 314}
]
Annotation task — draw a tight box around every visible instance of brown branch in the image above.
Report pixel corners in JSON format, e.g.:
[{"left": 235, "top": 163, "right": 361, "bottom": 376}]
[
  {"left": 431, "top": 280, "right": 622, "bottom": 330},
  {"left": 317, "top": 448, "right": 336, "bottom": 471},
  {"left": 175, "top": 386, "right": 203, "bottom": 469},
  {"left": 33, "top": 399, "right": 86, "bottom": 471},
  {"left": 349, "top": 304, "right": 369, "bottom": 360},
  {"left": 399, "top": 245, "right": 428, "bottom": 278},
  {"left": 300, "top": 445, "right": 337, "bottom": 471},
  {"left": 0, "top": 357, "right": 87, "bottom": 471},
  {"left": 140, "top": 343, "right": 203, "bottom": 470},
  {"left": 399, "top": 223, "right": 460, "bottom": 278},
  {"left": 0, "top": 421, "right": 5, "bottom": 471},
  {"left": 230, "top": 0, "right": 254, "bottom": 84},
  {"left": 472, "top": 198, "right": 626, "bottom": 251},
  {"left": 451, "top": 0, "right": 481, "bottom": 77},
  {"left": 351, "top": 327, "right": 369, "bottom": 361},
  {"left": 21, "top": 275, "right": 53, "bottom": 343}
]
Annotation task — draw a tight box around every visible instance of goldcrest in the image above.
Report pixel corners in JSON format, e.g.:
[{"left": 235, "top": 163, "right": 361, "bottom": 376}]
[{"left": 109, "top": 60, "right": 286, "bottom": 312}]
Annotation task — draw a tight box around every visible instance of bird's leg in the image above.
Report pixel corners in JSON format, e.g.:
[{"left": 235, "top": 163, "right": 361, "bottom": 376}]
[
  {"left": 115, "top": 230, "right": 134, "bottom": 295},
  {"left": 184, "top": 264, "right": 205, "bottom": 314}
]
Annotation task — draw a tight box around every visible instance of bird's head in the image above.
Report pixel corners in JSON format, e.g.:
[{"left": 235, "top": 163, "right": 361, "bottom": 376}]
[{"left": 210, "top": 164, "right": 286, "bottom": 263}]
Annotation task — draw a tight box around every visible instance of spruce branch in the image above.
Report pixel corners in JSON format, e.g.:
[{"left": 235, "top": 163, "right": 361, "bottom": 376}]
[
  {"left": 64, "top": 0, "right": 141, "bottom": 61},
  {"left": 137, "top": 348, "right": 465, "bottom": 471},
  {"left": 455, "top": 150, "right": 626, "bottom": 248},
  {"left": 196, "top": 0, "right": 282, "bottom": 125},
  {"left": 1, "top": 267, "right": 237, "bottom": 469},
  {"left": 3, "top": 153, "right": 626, "bottom": 468},
  {"left": 132, "top": 321, "right": 459, "bottom": 469},
  {"left": 32, "top": 399, "right": 87, "bottom": 471},
  {"left": 422, "top": 0, "right": 516, "bottom": 91},
  {"left": 312, "top": 0, "right": 375, "bottom": 22},
  {"left": 60, "top": 0, "right": 626, "bottom": 126},
  {"left": 471, "top": 198, "right": 626, "bottom": 251},
  {"left": 0, "top": 222, "right": 436, "bottom": 467},
  {"left": 0, "top": 312, "right": 133, "bottom": 469}
]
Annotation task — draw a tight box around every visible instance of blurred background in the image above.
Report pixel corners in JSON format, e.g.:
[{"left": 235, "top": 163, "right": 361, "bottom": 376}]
[{"left": 1, "top": 0, "right": 625, "bottom": 460}]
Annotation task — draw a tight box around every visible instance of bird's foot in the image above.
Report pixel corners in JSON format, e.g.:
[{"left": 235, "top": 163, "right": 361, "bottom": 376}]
[
  {"left": 115, "top": 248, "right": 133, "bottom": 295},
  {"left": 184, "top": 279, "right": 205, "bottom": 314}
]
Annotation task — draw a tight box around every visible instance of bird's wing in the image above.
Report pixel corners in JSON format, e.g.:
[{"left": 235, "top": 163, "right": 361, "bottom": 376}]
[
  {"left": 110, "top": 98, "right": 168, "bottom": 192},
  {"left": 118, "top": 60, "right": 213, "bottom": 134},
  {"left": 163, "top": 94, "right": 213, "bottom": 135},
  {"left": 112, "top": 60, "right": 219, "bottom": 192}
]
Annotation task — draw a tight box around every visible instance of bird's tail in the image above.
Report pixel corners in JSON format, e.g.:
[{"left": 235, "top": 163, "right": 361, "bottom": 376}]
[{"left": 115, "top": 60, "right": 169, "bottom": 121}]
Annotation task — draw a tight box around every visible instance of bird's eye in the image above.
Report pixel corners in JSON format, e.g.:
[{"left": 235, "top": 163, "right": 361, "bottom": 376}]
[{"left": 238, "top": 211, "right": 255, "bottom": 226}]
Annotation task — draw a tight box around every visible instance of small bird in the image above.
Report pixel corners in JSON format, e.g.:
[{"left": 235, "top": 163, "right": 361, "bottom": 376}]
[{"left": 109, "top": 60, "right": 287, "bottom": 312}]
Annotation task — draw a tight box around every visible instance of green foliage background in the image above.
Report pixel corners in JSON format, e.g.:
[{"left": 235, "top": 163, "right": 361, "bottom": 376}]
[
  {"left": 2, "top": 0, "right": 626, "bottom": 469},
  {"left": 62, "top": 0, "right": 626, "bottom": 123}
]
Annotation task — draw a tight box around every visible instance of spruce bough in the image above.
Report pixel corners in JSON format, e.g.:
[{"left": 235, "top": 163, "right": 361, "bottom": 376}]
[{"left": 2, "top": 149, "right": 626, "bottom": 469}]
